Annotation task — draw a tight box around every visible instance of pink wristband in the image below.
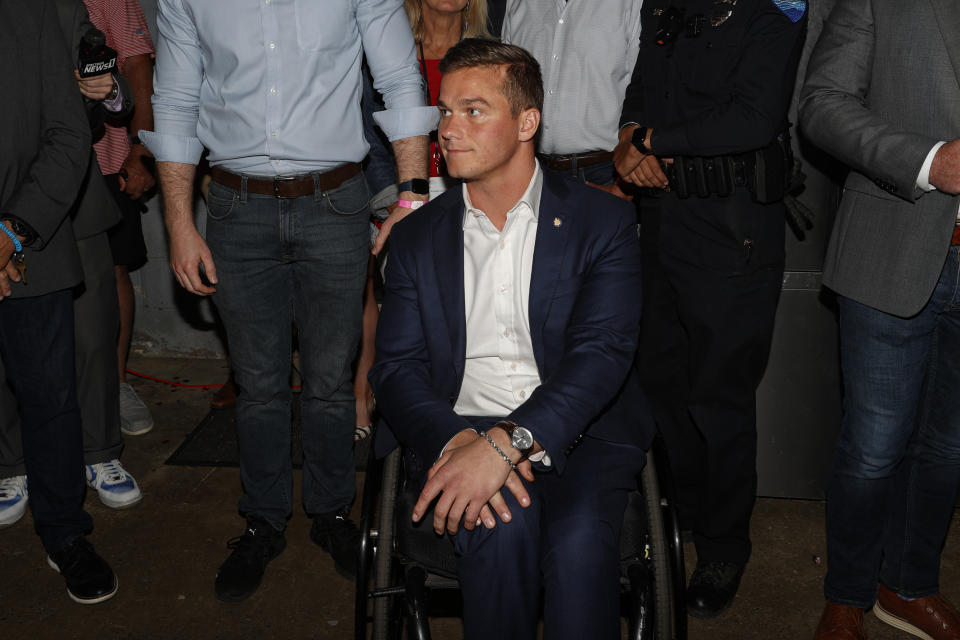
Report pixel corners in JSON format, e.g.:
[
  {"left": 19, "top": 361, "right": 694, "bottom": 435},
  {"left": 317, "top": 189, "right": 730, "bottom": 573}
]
[{"left": 397, "top": 199, "right": 428, "bottom": 210}]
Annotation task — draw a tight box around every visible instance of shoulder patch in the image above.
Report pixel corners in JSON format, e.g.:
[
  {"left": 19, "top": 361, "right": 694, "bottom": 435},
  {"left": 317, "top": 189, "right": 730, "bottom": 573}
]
[{"left": 771, "top": 0, "right": 806, "bottom": 22}]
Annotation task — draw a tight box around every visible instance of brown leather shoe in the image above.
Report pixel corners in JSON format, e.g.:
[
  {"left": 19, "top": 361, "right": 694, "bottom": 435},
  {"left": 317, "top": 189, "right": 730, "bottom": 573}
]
[
  {"left": 814, "top": 601, "right": 866, "bottom": 640},
  {"left": 875, "top": 583, "right": 960, "bottom": 639}
]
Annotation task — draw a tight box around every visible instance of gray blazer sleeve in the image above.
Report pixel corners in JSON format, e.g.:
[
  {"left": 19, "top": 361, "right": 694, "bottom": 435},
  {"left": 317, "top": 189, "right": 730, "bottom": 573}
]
[{"left": 799, "top": 0, "right": 938, "bottom": 202}]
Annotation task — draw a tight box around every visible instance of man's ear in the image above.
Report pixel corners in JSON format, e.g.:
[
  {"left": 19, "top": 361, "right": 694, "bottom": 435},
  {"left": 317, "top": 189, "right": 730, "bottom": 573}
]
[{"left": 518, "top": 108, "right": 540, "bottom": 142}]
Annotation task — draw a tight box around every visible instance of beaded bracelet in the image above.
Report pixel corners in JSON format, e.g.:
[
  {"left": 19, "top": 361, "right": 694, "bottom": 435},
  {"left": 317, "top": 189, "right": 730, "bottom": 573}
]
[
  {"left": 479, "top": 430, "right": 518, "bottom": 473},
  {"left": 0, "top": 222, "right": 22, "bottom": 253}
]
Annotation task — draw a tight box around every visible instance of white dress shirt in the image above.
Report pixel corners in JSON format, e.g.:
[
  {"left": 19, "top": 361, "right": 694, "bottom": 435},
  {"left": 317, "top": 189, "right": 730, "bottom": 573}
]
[{"left": 454, "top": 163, "right": 544, "bottom": 418}]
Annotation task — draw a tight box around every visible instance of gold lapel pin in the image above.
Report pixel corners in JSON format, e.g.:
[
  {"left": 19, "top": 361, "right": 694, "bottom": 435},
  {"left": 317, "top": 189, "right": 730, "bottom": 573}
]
[{"left": 553, "top": 217, "right": 562, "bottom": 228}]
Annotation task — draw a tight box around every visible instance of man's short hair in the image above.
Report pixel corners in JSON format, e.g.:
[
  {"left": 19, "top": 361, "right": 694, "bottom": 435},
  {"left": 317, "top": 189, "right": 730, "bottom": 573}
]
[{"left": 439, "top": 38, "right": 544, "bottom": 117}]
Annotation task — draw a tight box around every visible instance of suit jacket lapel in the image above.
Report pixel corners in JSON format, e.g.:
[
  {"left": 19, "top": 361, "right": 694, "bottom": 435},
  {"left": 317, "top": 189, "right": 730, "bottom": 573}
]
[
  {"left": 434, "top": 190, "right": 467, "bottom": 382},
  {"left": 930, "top": 0, "right": 960, "bottom": 89},
  {"left": 529, "top": 171, "right": 571, "bottom": 369}
]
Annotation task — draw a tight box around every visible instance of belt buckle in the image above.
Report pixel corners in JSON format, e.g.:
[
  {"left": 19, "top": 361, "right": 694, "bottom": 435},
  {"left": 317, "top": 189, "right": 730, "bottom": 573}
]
[{"left": 272, "top": 175, "right": 297, "bottom": 198}]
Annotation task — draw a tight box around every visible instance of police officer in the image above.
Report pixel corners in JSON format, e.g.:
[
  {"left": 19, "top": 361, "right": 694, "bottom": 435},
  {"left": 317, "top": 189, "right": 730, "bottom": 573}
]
[{"left": 614, "top": 0, "right": 807, "bottom": 618}]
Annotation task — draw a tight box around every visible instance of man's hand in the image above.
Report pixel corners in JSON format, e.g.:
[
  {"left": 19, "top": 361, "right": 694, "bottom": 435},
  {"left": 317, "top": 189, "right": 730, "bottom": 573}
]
[
  {"left": 621, "top": 154, "right": 670, "bottom": 189},
  {"left": 0, "top": 232, "right": 20, "bottom": 300},
  {"left": 74, "top": 70, "right": 115, "bottom": 101},
  {"left": 413, "top": 429, "right": 534, "bottom": 535},
  {"left": 168, "top": 223, "right": 217, "bottom": 296},
  {"left": 586, "top": 180, "right": 633, "bottom": 201},
  {"left": 371, "top": 201, "right": 417, "bottom": 256},
  {"left": 118, "top": 145, "right": 156, "bottom": 199},
  {"left": 930, "top": 139, "right": 960, "bottom": 195}
]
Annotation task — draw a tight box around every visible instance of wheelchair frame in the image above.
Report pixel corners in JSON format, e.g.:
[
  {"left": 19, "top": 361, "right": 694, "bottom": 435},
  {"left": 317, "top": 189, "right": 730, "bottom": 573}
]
[{"left": 355, "top": 437, "right": 688, "bottom": 640}]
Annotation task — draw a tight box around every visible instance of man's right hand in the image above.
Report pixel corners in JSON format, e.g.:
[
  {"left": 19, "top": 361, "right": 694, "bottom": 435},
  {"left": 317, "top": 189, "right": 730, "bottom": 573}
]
[
  {"left": 930, "top": 139, "right": 960, "bottom": 195},
  {"left": 74, "top": 70, "right": 115, "bottom": 101},
  {"left": 169, "top": 224, "right": 217, "bottom": 295}
]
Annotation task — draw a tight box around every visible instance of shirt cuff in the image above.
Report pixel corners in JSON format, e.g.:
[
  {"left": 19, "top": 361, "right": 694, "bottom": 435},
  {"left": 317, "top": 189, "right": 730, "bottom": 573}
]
[
  {"left": 139, "top": 130, "right": 205, "bottom": 165},
  {"left": 102, "top": 79, "right": 124, "bottom": 113},
  {"left": 916, "top": 141, "right": 947, "bottom": 191},
  {"left": 372, "top": 106, "right": 439, "bottom": 143}
]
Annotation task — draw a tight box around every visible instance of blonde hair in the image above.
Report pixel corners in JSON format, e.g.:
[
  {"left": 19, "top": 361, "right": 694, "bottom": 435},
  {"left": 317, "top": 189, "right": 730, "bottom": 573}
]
[{"left": 404, "top": 0, "right": 491, "bottom": 44}]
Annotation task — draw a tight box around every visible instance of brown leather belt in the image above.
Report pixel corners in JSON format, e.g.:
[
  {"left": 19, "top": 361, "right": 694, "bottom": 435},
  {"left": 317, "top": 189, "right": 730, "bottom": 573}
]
[
  {"left": 952, "top": 222, "right": 960, "bottom": 246},
  {"left": 538, "top": 150, "right": 613, "bottom": 172},
  {"left": 210, "top": 163, "right": 361, "bottom": 198}
]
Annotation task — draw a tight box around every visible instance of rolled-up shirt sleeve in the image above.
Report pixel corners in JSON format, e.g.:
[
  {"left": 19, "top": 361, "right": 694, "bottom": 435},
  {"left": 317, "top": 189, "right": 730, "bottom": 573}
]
[
  {"left": 359, "top": 0, "right": 438, "bottom": 141},
  {"left": 140, "top": 0, "right": 205, "bottom": 164}
]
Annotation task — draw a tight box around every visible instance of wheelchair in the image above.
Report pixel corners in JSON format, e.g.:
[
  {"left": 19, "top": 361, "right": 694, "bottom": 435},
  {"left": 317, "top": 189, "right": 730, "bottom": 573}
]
[{"left": 354, "top": 435, "right": 688, "bottom": 640}]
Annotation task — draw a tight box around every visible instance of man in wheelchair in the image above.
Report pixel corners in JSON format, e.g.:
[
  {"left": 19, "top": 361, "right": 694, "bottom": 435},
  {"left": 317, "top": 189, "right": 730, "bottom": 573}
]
[{"left": 369, "top": 39, "right": 657, "bottom": 639}]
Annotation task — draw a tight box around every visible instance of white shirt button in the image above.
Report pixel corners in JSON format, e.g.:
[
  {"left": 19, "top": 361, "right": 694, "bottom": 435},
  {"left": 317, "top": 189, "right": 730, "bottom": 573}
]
[
  {"left": 519, "top": 390, "right": 527, "bottom": 398},
  {"left": 270, "top": 87, "right": 277, "bottom": 94},
  {"left": 558, "top": 18, "right": 564, "bottom": 24},
  {"left": 269, "top": 42, "right": 276, "bottom": 50}
]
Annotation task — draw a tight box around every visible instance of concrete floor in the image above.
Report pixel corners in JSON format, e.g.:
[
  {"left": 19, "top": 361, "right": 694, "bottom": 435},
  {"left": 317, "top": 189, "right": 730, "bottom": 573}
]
[{"left": 2, "top": 355, "right": 958, "bottom": 639}]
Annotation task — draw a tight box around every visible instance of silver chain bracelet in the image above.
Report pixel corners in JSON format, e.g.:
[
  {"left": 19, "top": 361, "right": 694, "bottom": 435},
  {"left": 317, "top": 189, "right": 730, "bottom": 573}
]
[{"left": 479, "top": 430, "right": 518, "bottom": 472}]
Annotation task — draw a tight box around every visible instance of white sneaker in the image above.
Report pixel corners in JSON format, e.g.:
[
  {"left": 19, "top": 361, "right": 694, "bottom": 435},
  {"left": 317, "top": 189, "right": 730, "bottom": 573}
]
[
  {"left": 0, "top": 475, "right": 28, "bottom": 527},
  {"left": 119, "top": 383, "right": 154, "bottom": 436},
  {"left": 85, "top": 460, "right": 142, "bottom": 509}
]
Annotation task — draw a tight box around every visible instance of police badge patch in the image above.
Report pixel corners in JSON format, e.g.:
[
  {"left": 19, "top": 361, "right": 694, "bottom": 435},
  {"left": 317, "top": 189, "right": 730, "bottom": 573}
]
[{"left": 771, "top": 0, "right": 806, "bottom": 22}]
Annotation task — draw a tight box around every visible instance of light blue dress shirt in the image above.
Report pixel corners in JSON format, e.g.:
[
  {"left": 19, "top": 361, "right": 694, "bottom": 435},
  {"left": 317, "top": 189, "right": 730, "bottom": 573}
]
[{"left": 142, "top": 0, "right": 438, "bottom": 176}]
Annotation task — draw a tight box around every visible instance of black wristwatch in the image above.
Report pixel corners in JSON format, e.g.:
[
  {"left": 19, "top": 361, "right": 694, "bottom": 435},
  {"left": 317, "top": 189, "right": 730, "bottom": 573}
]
[
  {"left": 396, "top": 178, "right": 430, "bottom": 196},
  {"left": 492, "top": 421, "right": 535, "bottom": 460},
  {"left": 3, "top": 217, "right": 37, "bottom": 247},
  {"left": 631, "top": 126, "right": 651, "bottom": 154}
]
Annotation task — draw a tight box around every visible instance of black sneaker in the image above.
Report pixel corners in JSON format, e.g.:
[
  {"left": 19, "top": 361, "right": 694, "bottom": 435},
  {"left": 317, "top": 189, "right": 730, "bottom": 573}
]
[
  {"left": 47, "top": 537, "right": 118, "bottom": 604},
  {"left": 309, "top": 507, "right": 360, "bottom": 580},
  {"left": 214, "top": 517, "right": 286, "bottom": 602},
  {"left": 686, "top": 560, "right": 744, "bottom": 618}
]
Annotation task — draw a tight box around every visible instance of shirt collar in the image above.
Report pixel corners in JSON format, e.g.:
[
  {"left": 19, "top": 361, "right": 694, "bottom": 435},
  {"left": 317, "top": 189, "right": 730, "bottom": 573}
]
[{"left": 462, "top": 160, "right": 543, "bottom": 230}]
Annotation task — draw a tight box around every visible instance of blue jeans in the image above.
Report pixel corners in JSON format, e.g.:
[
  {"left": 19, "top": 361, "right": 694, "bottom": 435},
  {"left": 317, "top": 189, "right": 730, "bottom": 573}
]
[
  {"left": 206, "top": 171, "right": 370, "bottom": 530},
  {"left": 825, "top": 246, "right": 960, "bottom": 606}
]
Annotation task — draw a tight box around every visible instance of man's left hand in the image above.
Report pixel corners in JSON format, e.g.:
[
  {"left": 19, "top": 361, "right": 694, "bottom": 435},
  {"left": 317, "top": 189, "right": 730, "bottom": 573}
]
[
  {"left": 413, "top": 431, "right": 534, "bottom": 535},
  {"left": 118, "top": 145, "right": 156, "bottom": 199}
]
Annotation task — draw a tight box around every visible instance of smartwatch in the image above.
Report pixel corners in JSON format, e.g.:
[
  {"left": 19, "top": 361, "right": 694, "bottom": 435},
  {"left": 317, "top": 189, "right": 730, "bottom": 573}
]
[
  {"left": 492, "top": 421, "right": 535, "bottom": 460},
  {"left": 396, "top": 179, "right": 430, "bottom": 196}
]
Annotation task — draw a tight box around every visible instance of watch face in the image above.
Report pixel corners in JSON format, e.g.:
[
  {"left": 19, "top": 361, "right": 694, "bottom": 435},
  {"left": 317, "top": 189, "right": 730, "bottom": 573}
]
[{"left": 512, "top": 426, "right": 534, "bottom": 452}]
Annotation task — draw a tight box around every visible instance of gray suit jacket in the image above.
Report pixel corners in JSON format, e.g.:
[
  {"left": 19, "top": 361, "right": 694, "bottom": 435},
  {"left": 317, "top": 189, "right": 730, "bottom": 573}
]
[
  {"left": 0, "top": 0, "right": 91, "bottom": 298},
  {"left": 799, "top": 0, "right": 960, "bottom": 317}
]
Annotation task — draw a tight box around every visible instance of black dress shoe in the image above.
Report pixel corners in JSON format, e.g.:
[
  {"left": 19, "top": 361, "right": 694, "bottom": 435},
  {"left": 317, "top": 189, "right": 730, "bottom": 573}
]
[
  {"left": 310, "top": 507, "right": 361, "bottom": 580},
  {"left": 686, "top": 560, "right": 744, "bottom": 618},
  {"left": 214, "top": 517, "right": 286, "bottom": 602},
  {"left": 47, "top": 537, "right": 118, "bottom": 604}
]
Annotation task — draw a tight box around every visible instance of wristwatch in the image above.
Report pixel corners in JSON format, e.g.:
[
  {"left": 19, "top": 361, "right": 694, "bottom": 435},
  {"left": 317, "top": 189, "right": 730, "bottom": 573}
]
[
  {"left": 396, "top": 178, "right": 430, "bottom": 196},
  {"left": 3, "top": 217, "right": 37, "bottom": 247},
  {"left": 631, "top": 126, "right": 652, "bottom": 154},
  {"left": 492, "top": 421, "right": 535, "bottom": 460}
]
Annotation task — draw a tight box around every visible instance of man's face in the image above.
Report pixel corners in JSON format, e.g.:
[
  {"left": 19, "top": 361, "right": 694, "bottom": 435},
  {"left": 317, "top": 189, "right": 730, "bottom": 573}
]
[{"left": 437, "top": 66, "right": 533, "bottom": 184}]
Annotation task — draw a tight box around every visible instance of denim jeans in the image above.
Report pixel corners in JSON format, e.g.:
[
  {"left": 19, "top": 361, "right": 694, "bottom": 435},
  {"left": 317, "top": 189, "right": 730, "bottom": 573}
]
[
  {"left": 0, "top": 289, "right": 92, "bottom": 553},
  {"left": 206, "top": 171, "right": 370, "bottom": 530},
  {"left": 825, "top": 245, "right": 960, "bottom": 606}
]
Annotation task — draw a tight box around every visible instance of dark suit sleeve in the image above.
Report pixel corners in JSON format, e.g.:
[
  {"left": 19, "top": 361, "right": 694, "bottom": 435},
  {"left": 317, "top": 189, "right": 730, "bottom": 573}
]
[
  {"left": 369, "top": 222, "right": 474, "bottom": 466},
  {"left": 509, "top": 204, "right": 643, "bottom": 473},
  {"left": 799, "top": 0, "right": 937, "bottom": 202},
  {"left": 3, "top": 0, "right": 91, "bottom": 248}
]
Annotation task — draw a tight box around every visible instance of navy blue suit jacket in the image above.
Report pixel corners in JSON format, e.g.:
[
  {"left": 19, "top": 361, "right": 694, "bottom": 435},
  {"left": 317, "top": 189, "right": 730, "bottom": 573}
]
[{"left": 369, "top": 170, "right": 655, "bottom": 475}]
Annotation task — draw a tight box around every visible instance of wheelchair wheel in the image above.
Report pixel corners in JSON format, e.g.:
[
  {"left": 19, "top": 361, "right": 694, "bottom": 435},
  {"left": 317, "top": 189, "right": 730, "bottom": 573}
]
[
  {"left": 641, "top": 454, "right": 676, "bottom": 639},
  {"left": 372, "top": 449, "right": 402, "bottom": 640}
]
